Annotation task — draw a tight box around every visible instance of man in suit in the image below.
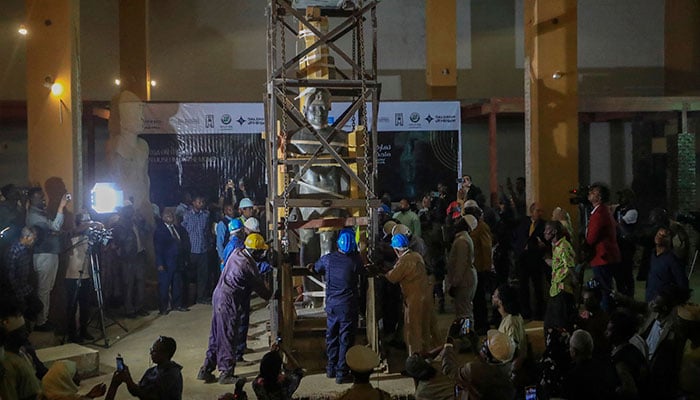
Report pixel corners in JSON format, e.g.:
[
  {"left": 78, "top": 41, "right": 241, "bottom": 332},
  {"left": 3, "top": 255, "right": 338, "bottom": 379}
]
[
  {"left": 513, "top": 202, "right": 548, "bottom": 320},
  {"left": 585, "top": 182, "right": 621, "bottom": 311},
  {"left": 154, "top": 209, "right": 190, "bottom": 315}
]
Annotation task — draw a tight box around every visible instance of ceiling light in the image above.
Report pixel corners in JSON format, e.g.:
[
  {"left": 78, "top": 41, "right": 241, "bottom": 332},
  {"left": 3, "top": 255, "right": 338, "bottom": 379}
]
[{"left": 18, "top": 25, "right": 28, "bottom": 35}]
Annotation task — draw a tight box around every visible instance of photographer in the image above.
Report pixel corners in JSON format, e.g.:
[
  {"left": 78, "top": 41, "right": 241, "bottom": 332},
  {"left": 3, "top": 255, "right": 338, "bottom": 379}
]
[
  {"left": 105, "top": 336, "right": 183, "bottom": 400},
  {"left": 64, "top": 213, "right": 96, "bottom": 343}
]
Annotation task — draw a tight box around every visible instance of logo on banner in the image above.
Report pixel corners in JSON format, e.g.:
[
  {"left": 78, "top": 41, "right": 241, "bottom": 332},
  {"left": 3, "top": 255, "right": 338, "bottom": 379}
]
[
  {"left": 237, "top": 116, "right": 246, "bottom": 125},
  {"left": 409, "top": 112, "right": 420, "bottom": 123},
  {"left": 425, "top": 114, "right": 434, "bottom": 123},
  {"left": 395, "top": 113, "right": 404, "bottom": 126},
  {"left": 205, "top": 114, "right": 215, "bottom": 128},
  {"left": 221, "top": 114, "right": 232, "bottom": 125}
]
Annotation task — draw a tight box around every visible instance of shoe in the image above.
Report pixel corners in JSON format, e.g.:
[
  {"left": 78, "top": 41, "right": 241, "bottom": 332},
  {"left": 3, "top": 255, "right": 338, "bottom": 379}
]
[
  {"left": 34, "top": 322, "right": 54, "bottom": 332},
  {"left": 137, "top": 309, "right": 150, "bottom": 316},
  {"left": 218, "top": 372, "right": 239, "bottom": 385},
  {"left": 335, "top": 374, "right": 353, "bottom": 384},
  {"left": 80, "top": 331, "right": 95, "bottom": 341},
  {"left": 196, "top": 367, "right": 217, "bottom": 383},
  {"left": 159, "top": 310, "right": 170, "bottom": 316},
  {"left": 326, "top": 369, "right": 336, "bottom": 378},
  {"left": 174, "top": 307, "right": 190, "bottom": 312},
  {"left": 236, "top": 357, "right": 255, "bottom": 366}
]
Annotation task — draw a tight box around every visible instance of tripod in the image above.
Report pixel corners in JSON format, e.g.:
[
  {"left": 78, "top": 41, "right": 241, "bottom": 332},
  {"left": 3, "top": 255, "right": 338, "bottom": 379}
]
[{"left": 86, "top": 232, "right": 128, "bottom": 348}]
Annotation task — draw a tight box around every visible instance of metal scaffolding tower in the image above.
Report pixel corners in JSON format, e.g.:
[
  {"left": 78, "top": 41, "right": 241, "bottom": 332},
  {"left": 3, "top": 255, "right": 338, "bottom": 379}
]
[{"left": 265, "top": 0, "right": 381, "bottom": 365}]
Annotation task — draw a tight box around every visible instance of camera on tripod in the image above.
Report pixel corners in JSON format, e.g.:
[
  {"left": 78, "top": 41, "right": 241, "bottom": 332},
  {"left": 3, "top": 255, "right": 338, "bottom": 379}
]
[
  {"left": 87, "top": 225, "right": 113, "bottom": 247},
  {"left": 569, "top": 185, "right": 590, "bottom": 206}
]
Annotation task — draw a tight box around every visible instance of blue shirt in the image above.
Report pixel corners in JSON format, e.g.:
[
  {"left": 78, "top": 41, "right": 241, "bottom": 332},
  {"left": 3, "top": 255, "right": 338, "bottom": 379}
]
[
  {"left": 220, "top": 236, "right": 243, "bottom": 271},
  {"left": 646, "top": 250, "right": 689, "bottom": 302},
  {"left": 182, "top": 209, "right": 210, "bottom": 254},
  {"left": 216, "top": 217, "right": 232, "bottom": 259},
  {"left": 313, "top": 251, "right": 363, "bottom": 310}
]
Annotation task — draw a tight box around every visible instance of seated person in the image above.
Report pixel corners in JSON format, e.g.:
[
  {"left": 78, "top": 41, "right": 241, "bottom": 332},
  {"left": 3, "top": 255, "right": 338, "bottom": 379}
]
[
  {"left": 1, "top": 299, "right": 42, "bottom": 400},
  {"left": 42, "top": 360, "right": 106, "bottom": 399},
  {"left": 562, "top": 329, "right": 614, "bottom": 400},
  {"left": 405, "top": 336, "right": 459, "bottom": 400},
  {"left": 105, "top": 336, "right": 182, "bottom": 400},
  {"left": 456, "top": 330, "right": 515, "bottom": 400},
  {"left": 336, "top": 345, "right": 391, "bottom": 400},
  {"left": 251, "top": 342, "right": 304, "bottom": 400}
]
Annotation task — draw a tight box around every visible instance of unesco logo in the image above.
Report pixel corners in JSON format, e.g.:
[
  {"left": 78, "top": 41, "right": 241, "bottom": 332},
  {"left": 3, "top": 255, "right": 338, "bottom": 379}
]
[
  {"left": 409, "top": 112, "right": 420, "bottom": 123},
  {"left": 221, "top": 114, "right": 232, "bottom": 125}
]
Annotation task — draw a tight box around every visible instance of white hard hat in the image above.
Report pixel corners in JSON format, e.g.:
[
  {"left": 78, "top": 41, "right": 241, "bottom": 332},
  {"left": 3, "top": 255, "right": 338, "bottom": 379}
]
[
  {"left": 345, "top": 345, "right": 379, "bottom": 373},
  {"left": 463, "top": 214, "right": 478, "bottom": 231},
  {"left": 244, "top": 217, "right": 260, "bottom": 233},
  {"left": 239, "top": 198, "right": 254, "bottom": 209}
]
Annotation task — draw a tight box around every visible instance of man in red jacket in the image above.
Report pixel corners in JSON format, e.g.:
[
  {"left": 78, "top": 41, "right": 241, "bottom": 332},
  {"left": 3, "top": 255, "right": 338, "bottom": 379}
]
[{"left": 585, "top": 182, "right": 621, "bottom": 311}]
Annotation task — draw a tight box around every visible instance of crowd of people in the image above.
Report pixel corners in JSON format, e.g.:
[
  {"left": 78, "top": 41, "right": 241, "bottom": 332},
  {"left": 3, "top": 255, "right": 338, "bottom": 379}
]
[
  {"left": 367, "top": 176, "right": 699, "bottom": 399},
  {"left": 1, "top": 172, "right": 699, "bottom": 399}
]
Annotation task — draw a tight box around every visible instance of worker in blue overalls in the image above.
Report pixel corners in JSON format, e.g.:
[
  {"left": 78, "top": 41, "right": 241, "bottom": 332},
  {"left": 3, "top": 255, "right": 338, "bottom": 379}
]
[{"left": 307, "top": 230, "right": 364, "bottom": 384}]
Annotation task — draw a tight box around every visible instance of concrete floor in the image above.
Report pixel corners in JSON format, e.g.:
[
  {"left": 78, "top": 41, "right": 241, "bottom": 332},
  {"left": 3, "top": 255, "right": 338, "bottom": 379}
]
[{"left": 54, "top": 297, "right": 428, "bottom": 400}]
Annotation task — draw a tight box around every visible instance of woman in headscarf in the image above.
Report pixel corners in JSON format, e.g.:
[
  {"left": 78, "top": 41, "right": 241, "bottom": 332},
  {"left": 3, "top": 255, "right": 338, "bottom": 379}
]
[{"left": 42, "top": 360, "right": 106, "bottom": 400}]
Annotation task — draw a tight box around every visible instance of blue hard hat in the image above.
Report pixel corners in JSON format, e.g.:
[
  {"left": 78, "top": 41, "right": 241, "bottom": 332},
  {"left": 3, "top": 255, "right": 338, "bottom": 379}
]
[
  {"left": 228, "top": 218, "right": 244, "bottom": 232},
  {"left": 337, "top": 231, "right": 356, "bottom": 253},
  {"left": 391, "top": 233, "right": 410, "bottom": 249}
]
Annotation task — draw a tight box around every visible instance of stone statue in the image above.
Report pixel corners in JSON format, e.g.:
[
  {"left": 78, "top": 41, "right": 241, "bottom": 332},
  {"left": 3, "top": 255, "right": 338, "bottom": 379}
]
[
  {"left": 287, "top": 88, "right": 351, "bottom": 262},
  {"left": 106, "top": 90, "right": 154, "bottom": 231}
]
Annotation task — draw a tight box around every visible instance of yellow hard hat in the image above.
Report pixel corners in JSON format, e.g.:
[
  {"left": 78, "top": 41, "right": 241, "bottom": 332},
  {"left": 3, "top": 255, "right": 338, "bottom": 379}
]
[{"left": 244, "top": 233, "right": 269, "bottom": 250}]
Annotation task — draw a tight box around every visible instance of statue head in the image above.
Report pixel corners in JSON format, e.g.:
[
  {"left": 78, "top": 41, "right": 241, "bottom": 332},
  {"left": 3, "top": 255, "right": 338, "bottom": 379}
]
[{"left": 303, "top": 88, "right": 331, "bottom": 129}]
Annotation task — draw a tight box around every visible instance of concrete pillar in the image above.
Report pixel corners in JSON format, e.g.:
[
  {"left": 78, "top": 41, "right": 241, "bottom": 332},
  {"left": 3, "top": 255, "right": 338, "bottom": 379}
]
[
  {"left": 425, "top": 0, "right": 457, "bottom": 99},
  {"left": 119, "top": 0, "right": 150, "bottom": 100},
  {"left": 524, "top": 0, "right": 578, "bottom": 218},
  {"left": 26, "top": 0, "right": 82, "bottom": 214},
  {"left": 665, "top": 0, "right": 700, "bottom": 95}
]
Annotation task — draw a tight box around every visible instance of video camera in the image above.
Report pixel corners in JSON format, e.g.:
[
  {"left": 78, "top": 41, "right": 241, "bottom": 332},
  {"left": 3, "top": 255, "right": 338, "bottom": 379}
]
[
  {"left": 87, "top": 225, "right": 113, "bottom": 247},
  {"left": 569, "top": 185, "right": 590, "bottom": 206}
]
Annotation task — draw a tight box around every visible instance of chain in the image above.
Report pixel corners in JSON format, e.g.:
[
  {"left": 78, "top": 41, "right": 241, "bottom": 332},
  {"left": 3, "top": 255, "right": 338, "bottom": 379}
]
[
  {"left": 280, "top": 9, "right": 290, "bottom": 254},
  {"left": 358, "top": 1, "right": 373, "bottom": 263},
  {"left": 351, "top": 27, "right": 357, "bottom": 131}
]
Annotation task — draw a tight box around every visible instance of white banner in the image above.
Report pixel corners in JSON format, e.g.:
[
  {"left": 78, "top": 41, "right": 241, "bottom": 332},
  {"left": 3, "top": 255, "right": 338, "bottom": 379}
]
[{"left": 136, "top": 101, "right": 460, "bottom": 134}]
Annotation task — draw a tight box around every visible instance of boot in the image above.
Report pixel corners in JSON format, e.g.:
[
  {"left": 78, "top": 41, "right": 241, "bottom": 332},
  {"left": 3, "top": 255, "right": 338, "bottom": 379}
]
[{"left": 197, "top": 367, "right": 216, "bottom": 383}]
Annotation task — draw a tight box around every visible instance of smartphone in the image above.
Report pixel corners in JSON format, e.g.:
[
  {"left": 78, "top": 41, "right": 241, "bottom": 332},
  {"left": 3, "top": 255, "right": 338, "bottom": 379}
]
[
  {"left": 116, "top": 354, "right": 124, "bottom": 371},
  {"left": 525, "top": 386, "right": 537, "bottom": 400}
]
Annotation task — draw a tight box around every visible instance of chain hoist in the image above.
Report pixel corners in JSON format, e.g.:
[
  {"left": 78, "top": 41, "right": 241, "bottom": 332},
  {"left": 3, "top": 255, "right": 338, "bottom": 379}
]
[
  {"left": 357, "top": 0, "right": 374, "bottom": 263},
  {"left": 279, "top": 9, "right": 291, "bottom": 255}
]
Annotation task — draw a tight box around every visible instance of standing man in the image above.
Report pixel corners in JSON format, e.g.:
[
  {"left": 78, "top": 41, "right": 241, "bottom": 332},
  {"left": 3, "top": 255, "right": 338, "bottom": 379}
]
[
  {"left": 446, "top": 218, "right": 476, "bottom": 322},
  {"left": 308, "top": 230, "right": 364, "bottom": 384},
  {"left": 182, "top": 194, "right": 212, "bottom": 305},
  {"left": 216, "top": 204, "right": 236, "bottom": 266},
  {"left": 645, "top": 226, "right": 689, "bottom": 303},
  {"left": 585, "top": 182, "right": 621, "bottom": 311},
  {"left": 460, "top": 175, "right": 483, "bottom": 205},
  {"left": 64, "top": 216, "right": 95, "bottom": 343},
  {"left": 393, "top": 199, "right": 421, "bottom": 238},
  {"left": 385, "top": 233, "right": 430, "bottom": 355},
  {"left": 26, "top": 188, "right": 68, "bottom": 331},
  {"left": 513, "top": 202, "right": 547, "bottom": 320},
  {"left": 466, "top": 211, "right": 493, "bottom": 335},
  {"left": 112, "top": 204, "right": 147, "bottom": 318},
  {"left": 154, "top": 210, "right": 190, "bottom": 315},
  {"left": 197, "top": 233, "right": 271, "bottom": 384}
]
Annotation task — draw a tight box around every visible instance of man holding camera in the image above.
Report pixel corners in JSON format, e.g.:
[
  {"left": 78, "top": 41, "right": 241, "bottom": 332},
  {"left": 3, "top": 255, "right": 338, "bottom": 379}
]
[{"left": 26, "top": 188, "right": 69, "bottom": 331}]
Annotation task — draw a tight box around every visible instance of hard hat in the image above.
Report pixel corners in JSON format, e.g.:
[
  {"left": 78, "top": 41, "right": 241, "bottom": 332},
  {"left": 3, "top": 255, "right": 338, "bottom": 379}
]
[
  {"left": 464, "top": 199, "right": 479, "bottom": 208},
  {"left": 383, "top": 220, "right": 397, "bottom": 236},
  {"left": 244, "top": 217, "right": 260, "bottom": 233},
  {"left": 486, "top": 329, "right": 515, "bottom": 363},
  {"left": 392, "top": 224, "right": 410, "bottom": 236},
  {"left": 244, "top": 233, "right": 268, "bottom": 250},
  {"left": 345, "top": 345, "right": 379, "bottom": 373},
  {"left": 228, "top": 218, "right": 244, "bottom": 233},
  {"left": 239, "top": 198, "right": 254, "bottom": 209},
  {"left": 337, "top": 230, "right": 356, "bottom": 253},
  {"left": 463, "top": 214, "right": 478, "bottom": 231},
  {"left": 391, "top": 233, "right": 409, "bottom": 249}
]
